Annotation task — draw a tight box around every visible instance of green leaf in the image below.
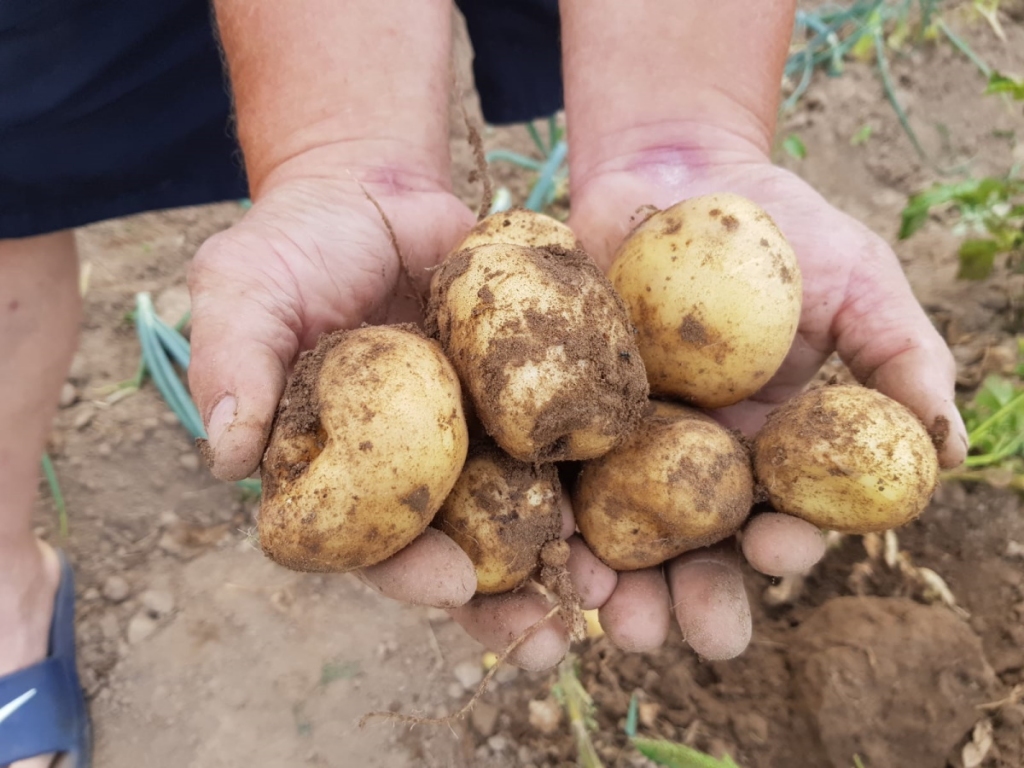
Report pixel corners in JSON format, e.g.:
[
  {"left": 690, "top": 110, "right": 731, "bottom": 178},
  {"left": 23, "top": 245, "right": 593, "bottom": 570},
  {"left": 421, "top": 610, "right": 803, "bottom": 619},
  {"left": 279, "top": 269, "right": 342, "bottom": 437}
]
[
  {"left": 782, "top": 135, "right": 807, "bottom": 160},
  {"left": 957, "top": 239, "right": 1000, "bottom": 279},
  {"left": 632, "top": 737, "right": 740, "bottom": 768},
  {"left": 850, "top": 125, "right": 873, "bottom": 146},
  {"left": 985, "top": 72, "right": 1024, "bottom": 99},
  {"left": 625, "top": 693, "right": 639, "bottom": 738}
]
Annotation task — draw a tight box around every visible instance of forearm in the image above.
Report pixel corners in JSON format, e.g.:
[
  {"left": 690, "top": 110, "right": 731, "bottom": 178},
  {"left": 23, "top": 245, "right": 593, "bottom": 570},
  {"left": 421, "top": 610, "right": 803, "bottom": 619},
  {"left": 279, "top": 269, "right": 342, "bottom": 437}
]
[
  {"left": 560, "top": 0, "right": 795, "bottom": 181},
  {"left": 213, "top": 0, "right": 454, "bottom": 196}
]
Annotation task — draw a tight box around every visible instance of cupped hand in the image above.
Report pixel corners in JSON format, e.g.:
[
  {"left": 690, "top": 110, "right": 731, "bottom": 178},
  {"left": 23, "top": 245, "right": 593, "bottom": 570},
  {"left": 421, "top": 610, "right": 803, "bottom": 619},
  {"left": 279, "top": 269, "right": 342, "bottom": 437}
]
[
  {"left": 188, "top": 160, "right": 484, "bottom": 608},
  {"left": 557, "top": 145, "right": 968, "bottom": 660}
]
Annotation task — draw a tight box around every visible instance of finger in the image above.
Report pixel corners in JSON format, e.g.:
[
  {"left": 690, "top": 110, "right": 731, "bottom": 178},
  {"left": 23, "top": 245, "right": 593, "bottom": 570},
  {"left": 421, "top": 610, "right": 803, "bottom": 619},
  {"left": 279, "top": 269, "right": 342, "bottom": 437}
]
[
  {"left": 566, "top": 536, "right": 618, "bottom": 609},
  {"left": 667, "top": 545, "right": 751, "bottom": 660},
  {"left": 188, "top": 229, "right": 300, "bottom": 481},
  {"left": 358, "top": 528, "right": 477, "bottom": 608},
  {"left": 598, "top": 568, "right": 671, "bottom": 652},
  {"left": 741, "top": 512, "right": 826, "bottom": 577},
  {"left": 448, "top": 590, "right": 569, "bottom": 672},
  {"left": 833, "top": 237, "right": 967, "bottom": 468}
]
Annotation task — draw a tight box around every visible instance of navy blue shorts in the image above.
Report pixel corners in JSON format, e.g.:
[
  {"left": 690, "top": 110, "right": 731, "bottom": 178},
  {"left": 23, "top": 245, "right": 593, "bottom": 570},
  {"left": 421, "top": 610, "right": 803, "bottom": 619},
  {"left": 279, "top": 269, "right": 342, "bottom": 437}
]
[{"left": 0, "top": 0, "right": 562, "bottom": 239}]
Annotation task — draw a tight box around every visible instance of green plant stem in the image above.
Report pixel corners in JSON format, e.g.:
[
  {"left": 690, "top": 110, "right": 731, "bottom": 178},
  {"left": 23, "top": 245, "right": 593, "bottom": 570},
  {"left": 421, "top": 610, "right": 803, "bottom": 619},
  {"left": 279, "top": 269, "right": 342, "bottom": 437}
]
[
  {"left": 526, "top": 122, "right": 548, "bottom": 157},
  {"left": 935, "top": 18, "right": 992, "bottom": 77},
  {"left": 967, "top": 389, "right": 1024, "bottom": 447},
  {"left": 942, "top": 469, "right": 1024, "bottom": 491},
  {"left": 874, "top": 27, "right": 928, "bottom": 161},
  {"left": 525, "top": 139, "right": 568, "bottom": 212},
  {"left": 41, "top": 453, "right": 68, "bottom": 538},
  {"left": 485, "top": 150, "right": 543, "bottom": 170}
]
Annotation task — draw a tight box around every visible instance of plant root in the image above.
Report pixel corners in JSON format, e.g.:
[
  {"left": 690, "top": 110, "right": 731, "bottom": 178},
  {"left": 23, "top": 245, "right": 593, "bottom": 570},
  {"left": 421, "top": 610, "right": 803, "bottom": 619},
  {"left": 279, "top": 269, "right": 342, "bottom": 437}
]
[{"left": 357, "top": 604, "right": 561, "bottom": 729}]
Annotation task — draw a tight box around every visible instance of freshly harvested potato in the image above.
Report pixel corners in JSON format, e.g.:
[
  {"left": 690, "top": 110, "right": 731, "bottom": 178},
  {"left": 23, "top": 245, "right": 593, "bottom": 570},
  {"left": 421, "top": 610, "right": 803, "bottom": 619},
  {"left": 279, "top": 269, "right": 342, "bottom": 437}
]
[
  {"left": 575, "top": 401, "right": 754, "bottom": 570},
  {"left": 609, "top": 193, "right": 802, "bottom": 408},
  {"left": 753, "top": 385, "right": 939, "bottom": 533},
  {"left": 259, "top": 325, "right": 468, "bottom": 572},
  {"left": 456, "top": 208, "right": 579, "bottom": 252},
  {"left": 435, "top": 440, "right": 562, "bottom": 594},
  {"left": 427, "top": 214, "right": 649, "bottom": 464}
]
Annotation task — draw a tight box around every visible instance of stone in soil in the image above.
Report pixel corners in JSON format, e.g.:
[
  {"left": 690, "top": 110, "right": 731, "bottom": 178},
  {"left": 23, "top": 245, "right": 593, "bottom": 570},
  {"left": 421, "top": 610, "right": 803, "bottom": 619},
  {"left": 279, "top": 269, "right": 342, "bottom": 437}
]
[
  {"left": 452, "top": 659, "right": 483, "bottom": 691},
  {"left": 178, "top": 452, "right": 201, "bottom": 472},
  {"left": 140, "top": 589, "right": 175, "bottom": 617},
  {"left": 59, "top": 382, "right": 78, "bottom": 408},
  {"left": 73, "top": 405, "right": 95, "bottom": 430},
  {"left": 127, "top": 612, "right": 158, "bottom": 644},
  {"left": 528, "top": 698, "right": 562, "bottom": 735},
  {"left": 101, "top": 575, "right": 131, "bottom": 603},
  {"left": 470, "top": 701, "right": 500, "bottom": 737}
]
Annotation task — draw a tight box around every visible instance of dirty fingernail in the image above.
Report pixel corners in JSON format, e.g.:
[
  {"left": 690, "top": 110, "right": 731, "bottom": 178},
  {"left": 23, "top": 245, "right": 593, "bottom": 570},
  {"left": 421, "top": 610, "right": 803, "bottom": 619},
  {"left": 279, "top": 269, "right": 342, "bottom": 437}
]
[{"left": 207, "top": 395, "right": 237, "bottom": 449}]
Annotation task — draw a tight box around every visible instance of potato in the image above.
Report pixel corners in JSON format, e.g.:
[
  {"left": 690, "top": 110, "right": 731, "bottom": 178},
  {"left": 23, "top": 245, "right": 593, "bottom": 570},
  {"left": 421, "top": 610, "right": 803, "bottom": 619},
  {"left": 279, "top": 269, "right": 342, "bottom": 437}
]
[
  {"left": 609, "top": 193, "right": 802, "bottom": 408},
  {"left": 575, "top": 401, "right": 754, "bottom": 570},
  {"left": 753, "top": 385, "right": 939, "bottom": 533},
  {"left": 259, "top": 325, "right": 468, "bottom": 572},
  {"left": 435, "top": 440, "right": 562, "bottom": 594},
  {"left": 456, "top": 208, "right": 579, "bottom": 252},
  {"left": 427, "top": 214, "right": 649, "bottom": 464}
]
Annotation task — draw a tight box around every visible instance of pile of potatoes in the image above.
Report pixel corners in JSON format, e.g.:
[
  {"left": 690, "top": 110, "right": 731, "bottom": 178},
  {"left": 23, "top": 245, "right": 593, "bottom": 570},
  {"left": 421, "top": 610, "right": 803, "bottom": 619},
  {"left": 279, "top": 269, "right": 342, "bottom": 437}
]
[{"left": 257, "top": 195, "right": 941, "bottom": 618}]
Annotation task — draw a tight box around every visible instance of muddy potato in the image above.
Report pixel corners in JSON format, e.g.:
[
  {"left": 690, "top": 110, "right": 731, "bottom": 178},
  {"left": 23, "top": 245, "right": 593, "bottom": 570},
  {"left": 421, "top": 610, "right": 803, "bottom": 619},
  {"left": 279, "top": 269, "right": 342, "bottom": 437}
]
[
  {"left": 435, "top": 440, "right": 562, "bottom": 594},
  {"left": 753, "top": 385, "right": 939, "bottom": 534},
  {"left": 455, "top": 208, "right": 579, "bottom": 252},
  {"left": 575, "top": 401, "right": 754, "bottom": 570},
  {"left": 609, "top": 193, "right": 802, "bottom": 408},
  {"left": 427, "top": 214, "right": 649, "bottom": 464},
  {"left": 258, "top": 325, "right": 468, "bottom": 572}
]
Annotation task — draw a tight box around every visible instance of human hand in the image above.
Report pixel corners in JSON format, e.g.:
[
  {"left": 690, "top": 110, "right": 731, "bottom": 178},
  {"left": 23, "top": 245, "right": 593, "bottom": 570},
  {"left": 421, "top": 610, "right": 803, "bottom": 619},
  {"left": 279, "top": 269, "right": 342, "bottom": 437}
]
[
  {"left": 559, "top": 137, "right": 967, "bottom": 658},
  {"left": 188, "top": 151, "right": 489, "bottom": 608}
]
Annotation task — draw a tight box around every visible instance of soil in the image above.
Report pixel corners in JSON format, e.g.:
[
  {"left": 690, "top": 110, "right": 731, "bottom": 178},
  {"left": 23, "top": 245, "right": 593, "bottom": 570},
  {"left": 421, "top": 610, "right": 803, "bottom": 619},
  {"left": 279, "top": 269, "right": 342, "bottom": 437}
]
[{"left": 33, "top": 7, "right": 1024, "bottom": 768}]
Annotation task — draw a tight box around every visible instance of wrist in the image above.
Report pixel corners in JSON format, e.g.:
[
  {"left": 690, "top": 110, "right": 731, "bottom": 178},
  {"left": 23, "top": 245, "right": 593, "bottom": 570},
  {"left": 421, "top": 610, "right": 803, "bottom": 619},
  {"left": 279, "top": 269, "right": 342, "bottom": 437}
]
[
  {"left": 569, "top": 112, "right": 771, "bottom": 197},
  {"left": 254, "top": 139, "right": 455, "bottom": 202}
]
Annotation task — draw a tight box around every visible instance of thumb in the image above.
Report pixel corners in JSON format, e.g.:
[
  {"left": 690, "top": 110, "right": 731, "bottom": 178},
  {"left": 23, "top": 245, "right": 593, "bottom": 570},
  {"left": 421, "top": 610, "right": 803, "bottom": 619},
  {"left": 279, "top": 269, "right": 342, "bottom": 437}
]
[
  {"left": 187, "top": 228, "right": 299, "bottom": 481},
  {"left": 833, "top": 242, "right": 968, "bottom": 469}
]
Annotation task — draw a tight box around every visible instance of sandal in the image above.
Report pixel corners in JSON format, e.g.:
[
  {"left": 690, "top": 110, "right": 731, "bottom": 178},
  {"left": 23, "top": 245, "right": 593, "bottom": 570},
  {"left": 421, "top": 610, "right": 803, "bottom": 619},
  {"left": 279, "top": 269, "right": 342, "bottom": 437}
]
[{"left": 0, "top": 550, "right": 92, "bottom": 767}]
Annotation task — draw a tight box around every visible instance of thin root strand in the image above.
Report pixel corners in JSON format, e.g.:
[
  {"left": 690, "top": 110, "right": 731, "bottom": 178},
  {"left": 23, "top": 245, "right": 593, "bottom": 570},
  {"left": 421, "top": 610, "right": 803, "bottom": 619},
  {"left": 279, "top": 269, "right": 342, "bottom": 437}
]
[{"left": 358, "top": 604, "right": 561, "bottom": 729}]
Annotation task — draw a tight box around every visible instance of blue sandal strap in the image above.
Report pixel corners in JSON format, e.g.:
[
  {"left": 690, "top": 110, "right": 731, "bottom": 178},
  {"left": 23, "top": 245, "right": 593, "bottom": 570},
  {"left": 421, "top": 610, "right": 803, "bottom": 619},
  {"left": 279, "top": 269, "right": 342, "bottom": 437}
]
[
  {"left": 0, "top": 550, "right": 91, "bottom": 766},
  {"left": 0, "top": 657, "right": 81, "bottom": 763}
]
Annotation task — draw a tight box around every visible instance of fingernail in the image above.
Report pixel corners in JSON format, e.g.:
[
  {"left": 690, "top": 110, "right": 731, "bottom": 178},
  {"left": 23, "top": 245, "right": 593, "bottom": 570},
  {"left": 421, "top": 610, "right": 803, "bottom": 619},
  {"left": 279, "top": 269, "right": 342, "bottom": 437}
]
[{"left": 208, "top": 395, "right": 237, "bottom": 449}]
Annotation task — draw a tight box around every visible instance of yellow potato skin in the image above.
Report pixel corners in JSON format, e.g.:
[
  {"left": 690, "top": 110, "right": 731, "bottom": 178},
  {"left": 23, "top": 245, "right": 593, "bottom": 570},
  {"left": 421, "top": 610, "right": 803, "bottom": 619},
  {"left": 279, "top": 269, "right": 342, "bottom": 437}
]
[
  {"left": 259, "top": 326, "right": 468, "bottom": 572},
  {"left": 609, "top": 193, "right": 802, "bottom": 408},
  {"left": 575, "top": 401, "right": 754, "bottom": 570},
  {"left": 436, "top": 442, "right": 562, "bottom": 594},
  {"left": 456, "top": 209, "right": 579, "bottom": 252},
  {"left": 753, "top": 385, "right": 939, "bottom": 533},
  {"left": 428, "top": 239, "right": 648, "bottom": 464}
]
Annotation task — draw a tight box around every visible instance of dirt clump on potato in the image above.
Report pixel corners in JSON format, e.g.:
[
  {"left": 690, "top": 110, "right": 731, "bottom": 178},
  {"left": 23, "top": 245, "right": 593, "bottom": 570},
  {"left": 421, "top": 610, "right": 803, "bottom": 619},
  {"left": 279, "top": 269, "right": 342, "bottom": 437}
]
[
  {"left": 427, "top": 211, "right": 649, "bottom": 464},
  {"left": 753, "top": 384, "right": 939, "bottom": 533},
  {"left": 575, "top": 401, "right": 754, "bottom": 570},
  {"left": 259, "top": 325, "right": 468, "bottom": 572}
]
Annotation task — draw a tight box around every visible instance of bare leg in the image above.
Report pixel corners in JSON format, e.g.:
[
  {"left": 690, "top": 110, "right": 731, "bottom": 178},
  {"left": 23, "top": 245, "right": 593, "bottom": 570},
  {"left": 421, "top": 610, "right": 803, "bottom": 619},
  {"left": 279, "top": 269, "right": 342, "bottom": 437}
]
[{"left": 0, "top": 231, "right": 80, "bottom": 768}]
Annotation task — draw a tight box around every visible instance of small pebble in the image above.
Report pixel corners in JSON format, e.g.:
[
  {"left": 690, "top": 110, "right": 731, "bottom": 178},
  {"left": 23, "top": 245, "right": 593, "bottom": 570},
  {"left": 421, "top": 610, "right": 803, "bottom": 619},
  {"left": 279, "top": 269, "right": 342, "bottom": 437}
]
[
  {"left": 470, "top": 701, "right": 500, "bottom": 737},
  {"left": 446, "top": 682, "right": 464, "bottom": 699},
  {"left": 452, "top": 659, "right": 483, "bottom": 691},
  {"left": 97, "top": 443, "right": 113, "bottom": 458},
  {"left": 178, "top": 452, "right": 201, "bottom": 472},
  {"left": 528, "top": 698, "right": 562, "bottom": 735},
  {"left": 142, "top": 416, "right": 160, "bottom": 432},
  {"left": 161, "top": 412, "right": 180, "bottom": 427},
  {"left": 59, "top": 382, "right": 78, "bottom": 408},
  {"left": 486, "top": 735, "right": 508, "bottom": 753},
  {"left": 67, "top": 352, "right": 88, "bottom": 382},
  {"left": 140, "top": 589, "right": 175, "bottom": 617},
  {"left": 126, "top": 613, "right": 157, "bottom": 644},
  {"left": 82, "top": 587, "right": 100, "bottom": 601},
  {"left": 101, "top": 575, "right": 131, "bottom": 603},
  {"left": 73, "top": 406, "right": 95, "bottom": 430}
]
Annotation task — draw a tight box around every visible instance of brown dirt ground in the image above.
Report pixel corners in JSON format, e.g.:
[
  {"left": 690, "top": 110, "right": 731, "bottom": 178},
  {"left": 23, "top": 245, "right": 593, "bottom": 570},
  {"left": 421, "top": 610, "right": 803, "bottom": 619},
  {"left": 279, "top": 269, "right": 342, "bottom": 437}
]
[{"left": 32, "top": 8, "right": 1024, "bottom": 768}]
